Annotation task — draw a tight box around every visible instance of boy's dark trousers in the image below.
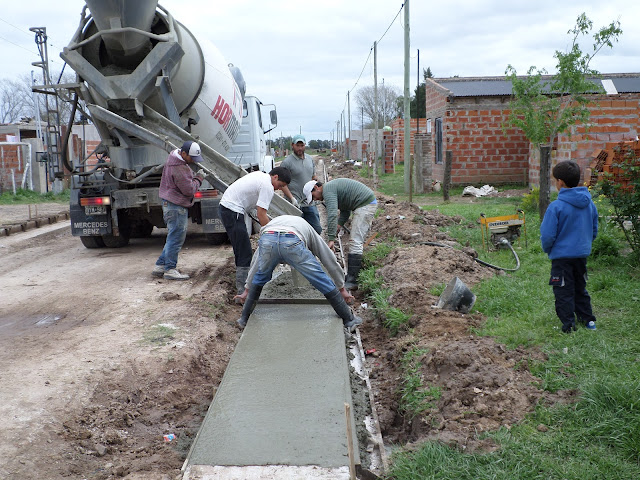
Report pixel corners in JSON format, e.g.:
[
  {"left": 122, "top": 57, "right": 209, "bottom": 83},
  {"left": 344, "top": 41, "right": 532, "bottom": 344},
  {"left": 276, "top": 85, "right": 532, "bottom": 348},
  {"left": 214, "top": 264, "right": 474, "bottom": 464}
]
[{"left": 549, "top": 258, "right": 596, "bottom": 332}]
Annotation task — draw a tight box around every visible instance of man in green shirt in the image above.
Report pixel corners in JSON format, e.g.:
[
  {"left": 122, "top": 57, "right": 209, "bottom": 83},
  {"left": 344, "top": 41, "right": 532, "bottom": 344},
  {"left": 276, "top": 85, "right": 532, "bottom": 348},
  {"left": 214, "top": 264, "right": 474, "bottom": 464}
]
[
  {"left": 305, "top": 178, "right": 377, "bottom": 290},
  {"left": 280, "top": 134, "right": 322, "bottom": 234}
]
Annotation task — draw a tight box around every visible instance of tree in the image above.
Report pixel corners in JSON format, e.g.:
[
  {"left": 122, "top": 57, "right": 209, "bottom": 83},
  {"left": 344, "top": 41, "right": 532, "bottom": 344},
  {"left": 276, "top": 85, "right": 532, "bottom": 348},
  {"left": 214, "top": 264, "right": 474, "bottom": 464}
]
[
  {"left": 354, "top": 83, "right": 402, "bottom": 129},
  {"left": 0, "top": 78, "right": 30, "bottom": 123},
  {"left": 505, "top": 13, "right": 622, "bottom": 218},
  {"left": 409, "top": 68, "right": 434, "bottom": 119},
  {"left": 0, "top": 72, "right": 81, "bottom": 126}
]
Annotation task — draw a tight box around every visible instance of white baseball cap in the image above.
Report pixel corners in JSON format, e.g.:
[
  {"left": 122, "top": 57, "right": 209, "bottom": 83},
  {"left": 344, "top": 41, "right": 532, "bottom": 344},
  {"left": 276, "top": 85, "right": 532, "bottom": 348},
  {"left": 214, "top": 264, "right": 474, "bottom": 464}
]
[
  {"left": 181, "top": 141, "right": 203, "bottom": 162},
  {"left": 303, "top": 180, "right": 318, "bottom": 204}
]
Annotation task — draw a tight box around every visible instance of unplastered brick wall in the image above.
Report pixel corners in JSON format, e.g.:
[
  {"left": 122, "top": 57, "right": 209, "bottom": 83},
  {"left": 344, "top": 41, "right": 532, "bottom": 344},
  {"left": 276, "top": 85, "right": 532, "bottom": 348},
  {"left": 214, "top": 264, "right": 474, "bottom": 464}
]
[
  {"left": 389, "top": 118, "right": 426, "bottom": 164},
  {"left": 555, "top": 94, "right": 640, "bottom": 177},
  {"left": 445, "top": 99, "right": 530, "bottom": 185},
  {"left": 0, "top": 136, "right": 27, "bottom": 192},
  {"left": 529, "top": 94, "right": 639, "bottom": 187}
]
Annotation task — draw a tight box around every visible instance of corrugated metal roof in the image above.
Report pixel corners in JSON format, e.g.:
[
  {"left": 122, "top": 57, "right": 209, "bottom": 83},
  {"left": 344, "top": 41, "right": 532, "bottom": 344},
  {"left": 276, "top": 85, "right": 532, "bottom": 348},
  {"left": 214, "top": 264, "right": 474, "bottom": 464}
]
[{"left": 434, "top": 74, "right": 640, "bottom": 97}]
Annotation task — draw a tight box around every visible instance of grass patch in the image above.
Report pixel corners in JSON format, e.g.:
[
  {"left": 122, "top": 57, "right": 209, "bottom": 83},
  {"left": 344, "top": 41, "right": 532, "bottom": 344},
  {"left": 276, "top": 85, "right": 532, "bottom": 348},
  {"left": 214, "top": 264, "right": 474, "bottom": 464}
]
[
  {"left": 0, "top": 188, "right": 70, "bottom": 205},
  {"left": 142, "top": 323, "right": 177, "bottom": 345},
  {"left": 360, "top": 241, "right": 411, "bottom": 336},
  {"left": 399, "top": 346, "right": 441, "bottom": 419},
  {"left": 373, "top": 167, "right": 640, "bottom": 479}
]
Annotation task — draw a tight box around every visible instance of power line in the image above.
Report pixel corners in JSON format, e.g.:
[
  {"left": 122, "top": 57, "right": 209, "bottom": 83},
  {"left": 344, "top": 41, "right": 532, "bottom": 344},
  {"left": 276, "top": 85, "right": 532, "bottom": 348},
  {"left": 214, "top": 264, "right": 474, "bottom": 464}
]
[
  {"left": 377, "top": 3, "right": 404, "bottom": 44},
  {"left": 0, "top": 34, "right": 36, "bottom": 55},
  {"left": 340, "top": 2, "right": 406, "bottom": 117}
]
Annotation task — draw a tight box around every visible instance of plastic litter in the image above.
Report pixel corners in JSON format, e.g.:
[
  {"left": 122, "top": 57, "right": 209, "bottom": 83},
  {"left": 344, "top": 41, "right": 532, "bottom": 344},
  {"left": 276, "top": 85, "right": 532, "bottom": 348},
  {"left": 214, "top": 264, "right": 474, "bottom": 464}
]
[{"left": 163, "top": 434, "right": 176, "bottom": 442}]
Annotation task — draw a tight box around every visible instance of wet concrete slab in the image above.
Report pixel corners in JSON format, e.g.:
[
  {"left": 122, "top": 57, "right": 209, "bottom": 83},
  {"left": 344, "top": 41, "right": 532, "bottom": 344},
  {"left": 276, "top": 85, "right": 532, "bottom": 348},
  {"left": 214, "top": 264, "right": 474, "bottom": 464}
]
[{"left": 184, "top": 303, "right": 358, "bottom": 476}]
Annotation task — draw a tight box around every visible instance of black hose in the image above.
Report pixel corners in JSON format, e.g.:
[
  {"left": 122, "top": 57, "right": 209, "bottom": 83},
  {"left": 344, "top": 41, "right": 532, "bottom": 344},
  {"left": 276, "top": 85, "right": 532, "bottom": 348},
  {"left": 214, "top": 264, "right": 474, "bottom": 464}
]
[
  {"left": 60, "top": 92, "right": 79, "bottom": 173},
  {"left": 418, "top": 240, "right": 521, "bottom": 272},
  {"left": 474, "top": 240, "right": 521, "bottom": 271}
]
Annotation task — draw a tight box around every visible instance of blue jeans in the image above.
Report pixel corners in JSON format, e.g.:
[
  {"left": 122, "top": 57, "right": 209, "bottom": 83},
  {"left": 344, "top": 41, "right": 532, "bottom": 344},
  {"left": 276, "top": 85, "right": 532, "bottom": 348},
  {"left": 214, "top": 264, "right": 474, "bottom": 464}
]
[
  {"left": 302, "top": 204, "right": 322, "bottom": 235},
  {"left": 156, "top": 201, "right": 188, "bottom": 270},
  {"left": 252, "top": 232, "right": 336, "bottom": 294}
]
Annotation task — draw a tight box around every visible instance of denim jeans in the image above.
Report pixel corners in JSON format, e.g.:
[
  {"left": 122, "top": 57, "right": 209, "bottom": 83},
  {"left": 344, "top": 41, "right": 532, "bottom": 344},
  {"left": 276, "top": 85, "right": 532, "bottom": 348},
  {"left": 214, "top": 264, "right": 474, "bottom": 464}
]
[
  {"left": 156, "top": 201, "right": 188, "bottom": 270},
  {"left": 349, "top": 201, "right": 377, "bottom": 255},
  {"left": 252, "top": 232, "right": 336, "bottom": 294},
  {"left": 301, "top": 204, "right": 322, "bottom": 235}
]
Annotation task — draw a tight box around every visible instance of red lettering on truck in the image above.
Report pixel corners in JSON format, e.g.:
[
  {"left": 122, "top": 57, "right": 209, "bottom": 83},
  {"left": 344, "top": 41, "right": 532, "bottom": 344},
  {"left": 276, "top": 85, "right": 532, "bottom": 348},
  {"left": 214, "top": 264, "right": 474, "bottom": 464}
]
[{"left": 211, "top": 95, "right": 226, "bottom": 120}]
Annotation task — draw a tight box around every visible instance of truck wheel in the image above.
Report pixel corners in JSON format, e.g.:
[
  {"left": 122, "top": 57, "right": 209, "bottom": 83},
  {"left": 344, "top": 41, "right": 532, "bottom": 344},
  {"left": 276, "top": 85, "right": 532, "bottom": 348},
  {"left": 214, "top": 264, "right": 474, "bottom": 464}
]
[
  {"left": 205, "top": 233, "right": 228, "bottom": 245},
  {"left": 130, "top": 220, "right": 154, "bottom": 238},
  {"left": 80, "top": 236, "right": 106, "bottom": 249}
]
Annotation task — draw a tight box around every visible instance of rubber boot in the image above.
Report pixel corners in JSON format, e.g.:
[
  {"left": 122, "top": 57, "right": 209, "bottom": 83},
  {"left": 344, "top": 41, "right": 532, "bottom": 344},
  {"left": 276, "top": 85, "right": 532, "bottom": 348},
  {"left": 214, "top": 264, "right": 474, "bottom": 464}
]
[
  {"left": 237, "top": 284, "right": 263, "bottom": 329},
  {"left": 344, "top": 253, "right": 363, "bottom": 290},
  {"left": 235, "top": 266, "right": 250, "bottom": 295},
  {"left": 324, "top": 288, "right": 363, "bottom": 332}
]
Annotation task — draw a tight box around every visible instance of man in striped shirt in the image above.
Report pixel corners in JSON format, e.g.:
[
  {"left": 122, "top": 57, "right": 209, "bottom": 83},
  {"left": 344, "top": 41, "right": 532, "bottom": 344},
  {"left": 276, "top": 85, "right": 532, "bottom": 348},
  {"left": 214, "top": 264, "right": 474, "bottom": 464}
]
[{"left": 304, "top": 178, "right": 377, "bottom": 290}]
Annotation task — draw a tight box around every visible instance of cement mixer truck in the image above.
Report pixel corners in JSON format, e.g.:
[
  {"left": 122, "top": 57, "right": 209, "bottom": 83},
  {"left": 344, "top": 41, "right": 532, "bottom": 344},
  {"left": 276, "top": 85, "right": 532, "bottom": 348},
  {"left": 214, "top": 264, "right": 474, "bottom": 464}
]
[{"left": 34, "top": 0, "right": 296, "bottom": 248}]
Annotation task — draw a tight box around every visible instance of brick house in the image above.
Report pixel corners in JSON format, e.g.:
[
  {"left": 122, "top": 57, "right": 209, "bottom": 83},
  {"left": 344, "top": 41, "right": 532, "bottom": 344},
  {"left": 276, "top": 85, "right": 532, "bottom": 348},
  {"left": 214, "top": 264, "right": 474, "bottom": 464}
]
[
  {"left": 0, "top": 122, "right": 101, "bottom": 194},
  {"left": 390, "top": 74, "right": 640, "bottom": 188}
]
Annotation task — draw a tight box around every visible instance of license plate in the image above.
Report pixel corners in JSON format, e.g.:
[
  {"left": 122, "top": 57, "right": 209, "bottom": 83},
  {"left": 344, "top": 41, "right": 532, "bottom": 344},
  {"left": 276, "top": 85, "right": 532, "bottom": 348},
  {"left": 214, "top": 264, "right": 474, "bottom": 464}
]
[{"left": 85, "top": 206, "right": 107, "bottom": 215}]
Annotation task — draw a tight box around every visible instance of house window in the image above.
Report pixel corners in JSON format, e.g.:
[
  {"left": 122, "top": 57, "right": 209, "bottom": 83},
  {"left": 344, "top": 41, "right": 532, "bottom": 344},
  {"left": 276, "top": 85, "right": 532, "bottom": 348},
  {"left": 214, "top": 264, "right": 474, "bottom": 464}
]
[
  {"left": 426, "top": 119, "right": 432, "bottom": 133},
  {"left": 435, "top": 117, "right": 443, "bottom": 164}
]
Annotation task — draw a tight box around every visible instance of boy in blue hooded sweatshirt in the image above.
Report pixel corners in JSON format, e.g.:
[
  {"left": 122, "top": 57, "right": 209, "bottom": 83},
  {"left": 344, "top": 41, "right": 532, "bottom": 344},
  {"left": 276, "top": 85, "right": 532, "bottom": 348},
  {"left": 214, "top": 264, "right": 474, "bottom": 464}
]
[{"left": 540, "top": 160, "right": 598, "bottom": 333}]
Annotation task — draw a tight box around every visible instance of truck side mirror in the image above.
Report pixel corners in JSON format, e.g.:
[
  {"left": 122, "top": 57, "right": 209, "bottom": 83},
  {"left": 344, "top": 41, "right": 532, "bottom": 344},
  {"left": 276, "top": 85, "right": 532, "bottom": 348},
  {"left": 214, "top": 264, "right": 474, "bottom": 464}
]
[{"left": 270, "top": 110, "right": 277, "bottom": 125}]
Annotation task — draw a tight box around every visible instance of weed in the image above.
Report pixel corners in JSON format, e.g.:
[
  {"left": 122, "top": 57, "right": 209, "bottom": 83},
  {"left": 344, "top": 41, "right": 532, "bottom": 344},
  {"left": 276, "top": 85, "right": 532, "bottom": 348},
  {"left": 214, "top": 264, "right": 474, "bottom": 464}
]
[{"left": 142, "top": 324, "right": 177, "bottom": 345}]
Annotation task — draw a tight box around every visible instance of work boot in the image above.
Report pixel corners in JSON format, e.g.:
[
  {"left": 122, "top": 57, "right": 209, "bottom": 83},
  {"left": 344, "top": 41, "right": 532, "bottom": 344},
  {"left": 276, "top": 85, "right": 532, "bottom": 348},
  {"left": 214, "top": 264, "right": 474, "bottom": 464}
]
[
  {"left": 324, "top": 288, "right": 363, "bottom": 332},
  {"left": 344, "top": 253, "right": 363, "bottom": 290},
  {"left": 235, "top": 266, "right": 250, "bottom": 295},
  {"left": 237, "top": 284, "right": 263, "bottom": 329}
]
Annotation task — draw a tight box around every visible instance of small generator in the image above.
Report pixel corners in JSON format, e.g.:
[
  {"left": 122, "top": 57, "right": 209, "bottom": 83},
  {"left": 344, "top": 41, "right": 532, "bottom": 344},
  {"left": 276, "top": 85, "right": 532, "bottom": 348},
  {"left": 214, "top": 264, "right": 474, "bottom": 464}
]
[{"left": 479, "top": 210, "right": 527, "bottom": 251}]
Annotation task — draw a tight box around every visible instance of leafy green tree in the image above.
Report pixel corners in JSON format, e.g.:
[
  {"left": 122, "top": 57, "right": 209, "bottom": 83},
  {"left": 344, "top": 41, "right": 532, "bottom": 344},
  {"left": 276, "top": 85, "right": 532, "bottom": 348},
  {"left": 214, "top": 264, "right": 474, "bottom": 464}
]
[
  {"left": 595, "top": 145, "right": 640, "bottom": 255},
  {"left": 505, "top": 13, "right": 622, "bottom": 218},
  {"left": 409, "top": 68, "right": 434, "bottom": 119}
]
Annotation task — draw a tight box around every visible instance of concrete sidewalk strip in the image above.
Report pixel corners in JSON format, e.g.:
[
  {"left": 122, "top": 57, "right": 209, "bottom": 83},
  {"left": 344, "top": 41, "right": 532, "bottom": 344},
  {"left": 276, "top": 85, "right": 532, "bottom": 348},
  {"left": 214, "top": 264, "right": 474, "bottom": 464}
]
[{"left": 184, "top": 303, "right": 358, "bottom": 474}]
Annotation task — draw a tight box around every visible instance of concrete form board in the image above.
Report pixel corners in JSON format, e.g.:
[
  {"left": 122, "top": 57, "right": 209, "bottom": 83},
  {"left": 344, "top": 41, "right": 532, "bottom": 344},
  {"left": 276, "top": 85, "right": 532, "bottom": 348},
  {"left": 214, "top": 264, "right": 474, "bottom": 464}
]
[{"left": 185, "top": 303, "right": 359, "bottom": 471}]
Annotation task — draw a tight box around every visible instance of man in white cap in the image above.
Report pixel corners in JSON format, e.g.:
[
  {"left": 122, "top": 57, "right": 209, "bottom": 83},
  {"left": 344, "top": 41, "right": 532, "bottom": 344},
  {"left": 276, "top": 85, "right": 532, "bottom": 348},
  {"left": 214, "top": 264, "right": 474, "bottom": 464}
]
[
  {"left": 152, "top": 141, "right": 205, "bottom": 280},
  {"left": 280, "top": 134, "right": 322, "bottom": 234},
  {"left": 234, "top": 215, "right": 362, "bottom": 332},
  {"left": 304, "top": 178, "right": 377, "bottom": 290}
]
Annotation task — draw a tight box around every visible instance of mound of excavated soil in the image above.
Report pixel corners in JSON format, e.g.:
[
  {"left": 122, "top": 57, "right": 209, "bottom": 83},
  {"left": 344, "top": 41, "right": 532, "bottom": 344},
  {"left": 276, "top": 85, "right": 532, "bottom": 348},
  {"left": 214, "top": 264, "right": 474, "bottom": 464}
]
[{"left": 323, "top": 159, "right": 576, "bottom": 452}]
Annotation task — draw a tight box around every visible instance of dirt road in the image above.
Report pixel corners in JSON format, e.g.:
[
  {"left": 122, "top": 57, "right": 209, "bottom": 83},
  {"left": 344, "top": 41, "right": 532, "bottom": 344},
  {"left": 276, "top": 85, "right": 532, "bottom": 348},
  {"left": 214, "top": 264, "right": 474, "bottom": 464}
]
[{"left": 0, "top": 222, "right": 241, "bottom": 479}]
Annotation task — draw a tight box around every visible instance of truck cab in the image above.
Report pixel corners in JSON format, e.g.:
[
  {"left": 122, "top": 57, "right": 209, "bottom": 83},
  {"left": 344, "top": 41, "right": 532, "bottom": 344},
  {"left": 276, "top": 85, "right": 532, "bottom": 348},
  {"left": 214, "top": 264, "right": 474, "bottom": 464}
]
[{"left": 226, "top": 96, "right": 277, "bottom": 173}]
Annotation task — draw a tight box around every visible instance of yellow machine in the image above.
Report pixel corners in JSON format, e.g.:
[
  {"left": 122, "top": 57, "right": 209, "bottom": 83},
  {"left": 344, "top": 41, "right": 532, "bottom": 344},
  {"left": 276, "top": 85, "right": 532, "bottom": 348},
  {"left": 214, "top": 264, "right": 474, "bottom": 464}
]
[{"left": 479, "top": 210, "right": 527, "bottom": 251}]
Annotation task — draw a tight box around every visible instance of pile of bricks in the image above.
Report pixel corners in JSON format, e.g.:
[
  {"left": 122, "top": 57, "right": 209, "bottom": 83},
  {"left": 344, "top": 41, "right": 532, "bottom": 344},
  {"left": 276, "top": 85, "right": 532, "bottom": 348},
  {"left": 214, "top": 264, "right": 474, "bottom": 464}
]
[{"left": 585, "top": 140, "right": 640, "bottom": 189}]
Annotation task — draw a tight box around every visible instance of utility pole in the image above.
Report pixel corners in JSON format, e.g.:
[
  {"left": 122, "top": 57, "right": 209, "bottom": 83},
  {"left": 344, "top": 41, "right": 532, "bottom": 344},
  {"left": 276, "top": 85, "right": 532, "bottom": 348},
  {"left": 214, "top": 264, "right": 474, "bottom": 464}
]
[
  {"left": 373, "top": 41, "right": 379, "bottom": 188},
  {"left": 403, "top": 0, "right": 411, "bottom": 195},
  {"left": 347, "top": 91, "right": 351, "bottom": 160}
]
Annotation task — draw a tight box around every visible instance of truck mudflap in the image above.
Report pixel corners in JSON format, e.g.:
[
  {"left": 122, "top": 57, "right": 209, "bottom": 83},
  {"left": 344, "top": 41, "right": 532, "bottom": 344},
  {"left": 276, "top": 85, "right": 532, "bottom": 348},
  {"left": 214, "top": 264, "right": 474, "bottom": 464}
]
[
  {"left": 70, "top": 204, "right": 112, "bottom": 236},
  {"left": 200, "top": 198, "right": 226, "bottom": 234}
]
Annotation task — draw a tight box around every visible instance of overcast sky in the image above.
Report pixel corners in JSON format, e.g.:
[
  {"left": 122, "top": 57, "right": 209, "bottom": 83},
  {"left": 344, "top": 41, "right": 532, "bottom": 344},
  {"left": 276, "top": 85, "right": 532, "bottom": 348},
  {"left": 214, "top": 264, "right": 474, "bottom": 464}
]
[{"left": 1, "top": 0, "right": 638, "bottom": 141}]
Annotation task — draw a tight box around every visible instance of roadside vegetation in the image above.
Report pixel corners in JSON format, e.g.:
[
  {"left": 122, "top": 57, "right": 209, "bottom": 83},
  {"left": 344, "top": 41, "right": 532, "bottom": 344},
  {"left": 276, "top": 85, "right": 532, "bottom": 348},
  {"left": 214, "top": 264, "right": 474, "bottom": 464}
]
[
  {"left": 0, "top": 187, "right": 70, "bottom": 205},
  {"left": 363, "top": 166, "right": 640, "bottom": 479}
]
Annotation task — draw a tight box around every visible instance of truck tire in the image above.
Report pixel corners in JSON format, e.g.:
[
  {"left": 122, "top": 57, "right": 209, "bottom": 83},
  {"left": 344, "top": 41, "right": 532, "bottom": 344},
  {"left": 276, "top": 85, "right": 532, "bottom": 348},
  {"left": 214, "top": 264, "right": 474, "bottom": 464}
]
[
  {"left": 129, "top": 220, "right": 154, "bottom": 238},
  {"left": 101, "top": 233, "right": 130, "bottom": 248},
  {"left": 80, "top": 236, "right": 106, "bottom": 249},
  {"left": 205, "top": 232, "right": 228, "bottom": 245}
]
